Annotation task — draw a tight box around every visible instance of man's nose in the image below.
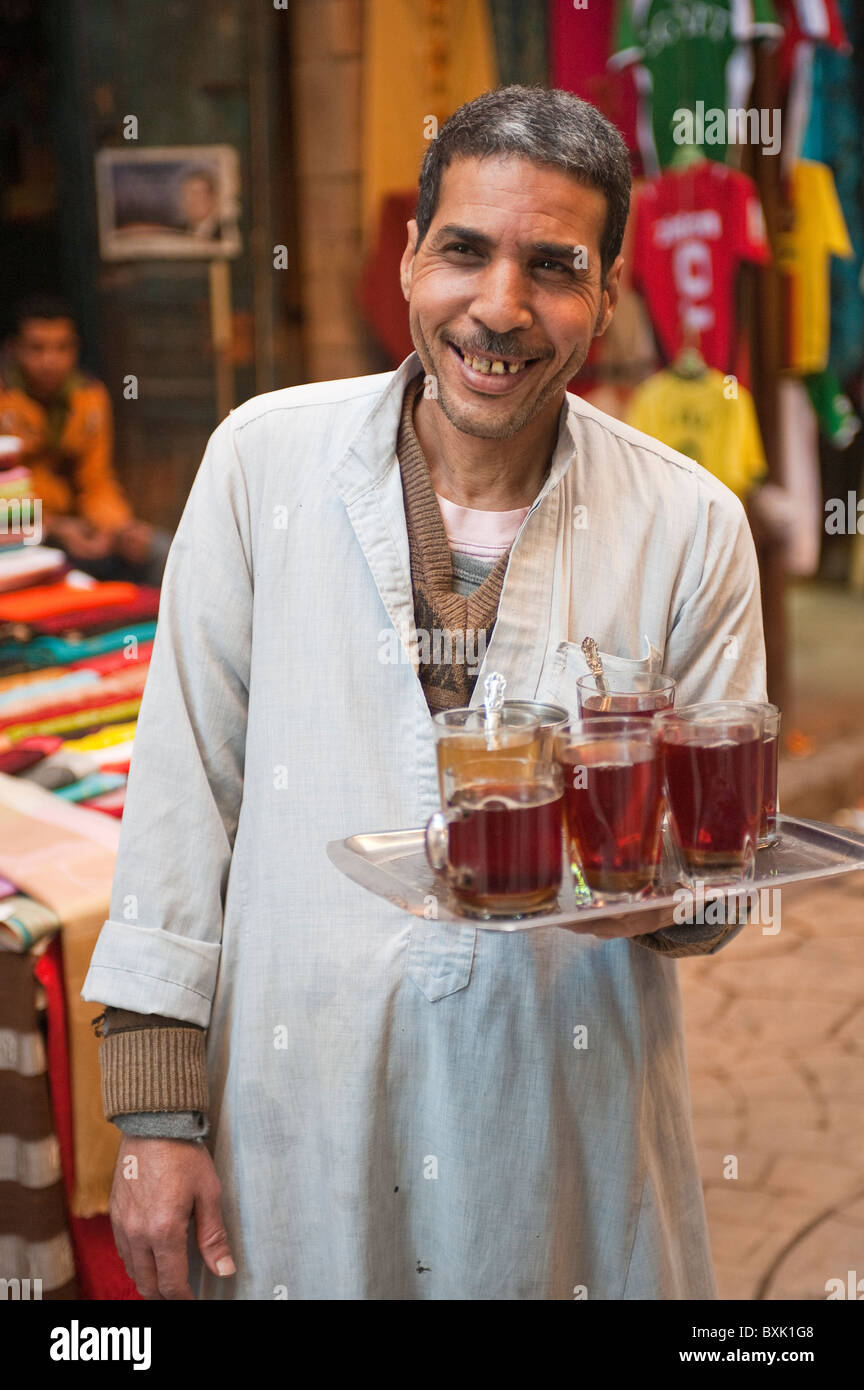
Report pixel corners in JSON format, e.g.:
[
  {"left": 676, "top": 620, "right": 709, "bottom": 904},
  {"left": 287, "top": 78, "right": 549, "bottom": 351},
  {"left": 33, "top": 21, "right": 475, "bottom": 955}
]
[{"left": 468, "top": 260, "right": 533, "bottom": 335}]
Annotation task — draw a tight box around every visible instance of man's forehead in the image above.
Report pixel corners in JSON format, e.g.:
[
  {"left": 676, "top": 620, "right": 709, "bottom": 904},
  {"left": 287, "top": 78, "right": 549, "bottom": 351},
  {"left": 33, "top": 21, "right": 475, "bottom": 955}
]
[
  {"left": 433, "top": 155, "right": 607, "bottom": 238},
  {"left": 20, "top": 319, "right": 77, "bottom": 337}
]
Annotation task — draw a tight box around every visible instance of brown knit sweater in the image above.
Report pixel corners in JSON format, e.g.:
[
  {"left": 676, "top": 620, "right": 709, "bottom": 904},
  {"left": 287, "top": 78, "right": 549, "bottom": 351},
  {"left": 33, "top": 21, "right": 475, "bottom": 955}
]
[{"left": 397, "top": 371, "right": 508, "bottom": 712}]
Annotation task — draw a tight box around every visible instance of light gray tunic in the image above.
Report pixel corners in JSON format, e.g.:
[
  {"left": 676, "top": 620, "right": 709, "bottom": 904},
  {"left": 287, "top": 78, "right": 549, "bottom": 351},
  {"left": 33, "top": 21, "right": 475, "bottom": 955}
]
[{"left": 82, "top": 351, "right": 767, "bottom": 1299}]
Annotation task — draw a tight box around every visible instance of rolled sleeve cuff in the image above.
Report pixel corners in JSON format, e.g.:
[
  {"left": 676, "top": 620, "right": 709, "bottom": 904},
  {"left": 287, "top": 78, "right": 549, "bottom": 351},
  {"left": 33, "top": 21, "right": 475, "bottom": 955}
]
[
  {"left": 633, "top": 918, "right": 745, "bottom": 958},
  {"left": 81, "top": 920, "right": 221, "bottom": 1027}
]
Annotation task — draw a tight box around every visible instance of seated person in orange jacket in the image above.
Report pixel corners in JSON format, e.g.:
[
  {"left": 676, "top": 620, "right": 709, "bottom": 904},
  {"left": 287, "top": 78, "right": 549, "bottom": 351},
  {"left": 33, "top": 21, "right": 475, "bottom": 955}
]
[{"left": 0, "top": 293, "right": 171, "bottom": 586}]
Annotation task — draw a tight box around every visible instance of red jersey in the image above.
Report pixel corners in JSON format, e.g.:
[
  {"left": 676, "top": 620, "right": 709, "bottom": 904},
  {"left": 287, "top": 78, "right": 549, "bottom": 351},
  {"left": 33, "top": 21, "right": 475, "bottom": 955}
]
[{"left": 632, "top": 161, "right": 770, "bottom": 372}]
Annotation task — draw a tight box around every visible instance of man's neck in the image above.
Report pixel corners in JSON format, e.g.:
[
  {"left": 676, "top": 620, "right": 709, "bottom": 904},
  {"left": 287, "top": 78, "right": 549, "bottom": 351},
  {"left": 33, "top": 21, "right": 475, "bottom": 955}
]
[{"left": 412, "top": 384, "right": 563, "bottom": 511}]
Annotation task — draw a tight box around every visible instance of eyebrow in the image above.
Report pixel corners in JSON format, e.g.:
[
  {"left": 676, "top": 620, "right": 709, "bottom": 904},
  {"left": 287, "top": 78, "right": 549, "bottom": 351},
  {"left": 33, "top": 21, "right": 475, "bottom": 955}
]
[{"left": 431, "top": 225, "right": 592, "bottom": 268}]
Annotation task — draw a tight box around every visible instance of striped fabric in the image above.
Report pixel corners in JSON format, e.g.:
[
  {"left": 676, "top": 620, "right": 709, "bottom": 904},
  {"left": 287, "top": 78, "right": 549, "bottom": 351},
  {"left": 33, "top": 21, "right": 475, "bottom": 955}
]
[{"left": 0, "top": 951, "right": 77, "bottom": 1297}]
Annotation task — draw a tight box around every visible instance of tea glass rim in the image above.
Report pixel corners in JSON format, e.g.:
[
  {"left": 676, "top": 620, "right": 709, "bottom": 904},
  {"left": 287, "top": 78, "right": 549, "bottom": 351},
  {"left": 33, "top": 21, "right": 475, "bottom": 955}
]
[
  {"left": 575, "top": 671, "right": 677, "bottom": 694},
  {"left": 432, "top": 704, "right": 542, "bottom": 735},
  {"left": 555, "top": 714, "right": 661, "bottom": 746},
  {"left": 503, "top": 699, "right": 570, "bottom": 730}
]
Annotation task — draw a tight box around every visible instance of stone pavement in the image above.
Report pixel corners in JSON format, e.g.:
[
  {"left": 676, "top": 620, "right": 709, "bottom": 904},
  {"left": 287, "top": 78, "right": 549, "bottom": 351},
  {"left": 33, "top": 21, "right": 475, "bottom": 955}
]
[{"left": 679, "top": 869, "right": 864, "bottom": 1300}]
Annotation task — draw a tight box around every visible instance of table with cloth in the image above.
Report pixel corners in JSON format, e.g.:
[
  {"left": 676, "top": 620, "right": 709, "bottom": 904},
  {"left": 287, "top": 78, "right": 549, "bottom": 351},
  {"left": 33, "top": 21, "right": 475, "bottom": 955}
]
[{"left": 0, "top": 509, "right": 160, "bottom": 1299}]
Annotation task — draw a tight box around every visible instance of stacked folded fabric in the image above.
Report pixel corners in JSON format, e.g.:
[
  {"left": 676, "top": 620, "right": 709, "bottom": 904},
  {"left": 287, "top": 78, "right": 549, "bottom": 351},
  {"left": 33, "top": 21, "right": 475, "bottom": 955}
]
[{"left": 0, "top": 565, "right": 160, "bottom": 818}]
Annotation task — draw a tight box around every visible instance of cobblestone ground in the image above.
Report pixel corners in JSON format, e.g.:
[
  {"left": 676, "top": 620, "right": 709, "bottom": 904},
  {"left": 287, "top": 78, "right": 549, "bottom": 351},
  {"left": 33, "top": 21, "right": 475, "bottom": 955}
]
[{"left": 679, "top": 870, "right": 864, "bottom": 1301}]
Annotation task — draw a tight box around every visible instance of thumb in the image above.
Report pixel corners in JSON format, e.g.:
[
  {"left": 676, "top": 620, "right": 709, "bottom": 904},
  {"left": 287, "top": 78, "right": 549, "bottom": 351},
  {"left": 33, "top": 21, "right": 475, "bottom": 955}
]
[{"left": 194, "top": 1186, "right": 236, "bottom": 1279}]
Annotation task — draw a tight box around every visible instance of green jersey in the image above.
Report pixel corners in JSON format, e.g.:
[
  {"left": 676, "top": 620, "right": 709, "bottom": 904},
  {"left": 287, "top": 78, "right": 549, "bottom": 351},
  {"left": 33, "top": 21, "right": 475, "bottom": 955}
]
[{"left": 611, "top": 0, "right": 782, "bottom": 171}]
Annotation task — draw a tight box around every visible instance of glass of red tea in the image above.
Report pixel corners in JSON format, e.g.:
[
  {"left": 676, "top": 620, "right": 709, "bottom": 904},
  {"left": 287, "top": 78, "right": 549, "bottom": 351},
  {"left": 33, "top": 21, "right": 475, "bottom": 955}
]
[
  {"left": 656, "top": 702, "right": 765, "bottom": 886},
  {"left": 553, "top": 717, "right": 665, "bottom": 903},
  {"left": 425, "top": 757, "right": 565, "bottom": 919},
  {"left": 576, "top": 672, "right": 677, "bottom": 719}
]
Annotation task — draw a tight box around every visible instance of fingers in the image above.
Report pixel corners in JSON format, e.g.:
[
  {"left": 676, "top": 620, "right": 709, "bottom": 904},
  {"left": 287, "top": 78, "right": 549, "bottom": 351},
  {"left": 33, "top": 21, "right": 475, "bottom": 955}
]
[
  {"left": 194, "top": 1183, "right": 236, "bottom": 1281},
  {"left": 150, "top": 1234, "right": 195, "bottom": 1300},
  {"left": 126, "top": 1239, "right": 165, "bottom": 1301}
]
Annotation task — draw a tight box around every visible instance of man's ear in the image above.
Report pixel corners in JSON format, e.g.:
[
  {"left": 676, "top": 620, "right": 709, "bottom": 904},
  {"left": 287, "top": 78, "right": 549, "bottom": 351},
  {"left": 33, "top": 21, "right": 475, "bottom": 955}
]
[
  {"left": 400, "top": 219, "right": 419, "bottom": 302},
  {"left": 594, "top": 253, "right": 624, "bottom": 339}
]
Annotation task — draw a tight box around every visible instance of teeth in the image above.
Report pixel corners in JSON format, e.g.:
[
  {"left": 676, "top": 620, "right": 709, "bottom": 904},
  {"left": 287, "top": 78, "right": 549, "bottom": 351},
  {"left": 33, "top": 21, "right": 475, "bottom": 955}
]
[{"left": 463, "top": 351, "right": 528, "bottom": 375}]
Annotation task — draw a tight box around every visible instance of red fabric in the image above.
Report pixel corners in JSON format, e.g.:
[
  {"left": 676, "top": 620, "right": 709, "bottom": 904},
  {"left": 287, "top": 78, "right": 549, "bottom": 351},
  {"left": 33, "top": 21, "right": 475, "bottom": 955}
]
[
  {"left": 0, "top": 579, "right": 139, "bottom": 623},
  {"left": 28, "top": 590, "right": 160, "bottom": 636},
  {"left": 68, "top": 641, "right": 155, "bottom": 674},
  {"left": 777, "top": 0, "right": 849, "bottom": 91},
  {"left": 34, "top": 935, "right": 140, "bottom": 1300},
  {"left": 0, "top": 734, "right": 63, "bottom": 772},
  {"left": 357, "top": 192, "right": 417, "bottom": 367},
  {"left": 632, "top": 162, "right": 770, "bottom": 372},
  {"left": 549, "top": 0, "right": 641, "bottom": 168},
  {"left": 80, "top": 790, "right": 126, "bottom": 818}
]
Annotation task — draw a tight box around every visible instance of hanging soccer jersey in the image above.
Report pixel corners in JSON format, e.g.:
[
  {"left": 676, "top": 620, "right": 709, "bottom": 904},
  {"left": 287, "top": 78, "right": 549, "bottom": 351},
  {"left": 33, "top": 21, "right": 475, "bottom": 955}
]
[
  {"left": 610, "top": 0, "right": 782, "bottom": 172},
  {"left": 627, "top": 366, "right": 768, "bottom": 498},
  {"left": 776, "top": 0, "right": 849, "bottom": 172},
  {"left": 775, "top": 160, "right": 853, "bottom": 374},
  {"left": 632, "top": 161, "right": 770, "bottom": 371}
]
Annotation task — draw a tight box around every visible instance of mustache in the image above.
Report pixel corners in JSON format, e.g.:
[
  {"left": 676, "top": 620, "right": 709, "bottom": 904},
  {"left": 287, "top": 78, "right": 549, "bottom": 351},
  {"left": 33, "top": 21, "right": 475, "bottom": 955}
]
[{"left": 447, "top": 336, "right": 549, "bottom": 362}]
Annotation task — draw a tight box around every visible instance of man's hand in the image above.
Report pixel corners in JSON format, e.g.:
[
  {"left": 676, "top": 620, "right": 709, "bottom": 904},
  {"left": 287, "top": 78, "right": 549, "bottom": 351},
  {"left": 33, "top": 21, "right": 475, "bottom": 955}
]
[
  {"left": 564, "top": 905, "right": 673, "bottom": 940},
  {"left": 112, "top": 519, "right": 153, "bottom": 564},
  {"left": 48, "top": 515, "right": 114, "bottom": 560},
  {"left": 110, "top": 1136, "right": 236, "bottom": 1300}
]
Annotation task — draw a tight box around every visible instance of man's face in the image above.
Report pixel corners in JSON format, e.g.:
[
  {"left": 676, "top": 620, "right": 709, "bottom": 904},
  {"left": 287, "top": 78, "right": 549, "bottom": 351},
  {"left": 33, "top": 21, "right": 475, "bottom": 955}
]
[
  {"left": 400, "top": 155, "right": 623, "bottom": 439},
  {"left": 13, "top": 318, "right": 79, "bottom": 399},
  {"left": 181, "top": 176, "right": 217, "bottom": 224}
]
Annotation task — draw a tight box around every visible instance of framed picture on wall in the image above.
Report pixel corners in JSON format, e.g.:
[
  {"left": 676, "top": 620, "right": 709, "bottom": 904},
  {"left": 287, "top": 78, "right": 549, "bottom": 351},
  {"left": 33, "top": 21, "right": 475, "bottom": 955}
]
[{"left": 95, "top": 145, "right": 241, "bottom": 260}]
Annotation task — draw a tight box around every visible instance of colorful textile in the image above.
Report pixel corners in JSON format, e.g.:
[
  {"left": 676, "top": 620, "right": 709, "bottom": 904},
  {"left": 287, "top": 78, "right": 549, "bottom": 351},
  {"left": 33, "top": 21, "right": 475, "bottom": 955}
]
[
  {"left": 0, "top": 664, "right": 145, "bottom": 726},
  {"left": 0, "top": 668, "right": 98, "bottom": 712},
  {"left": 0, "top": 621, "right": 158, "bottom": 673},
  {"left": 25, "top": 589, "right": 159, "bottom": 638},
  {"left": 0, "top": 772, "right": 121, "bottom": 1216},
  {"left": 0, "top": 698, "right": 141, "bottom": 748},
  {"left": 632, "top": 161, "right": 770, "bottom": 370},
  {"left": 0, "top": 948, "right": 78, "bottom": 1296},
  {"left": 357, "top": 193, "right": 417, "bottom": 367},
  {"left": 610, "top": 0, "right": 782, "bottom": 173},
  {"left": 550, "top": 0, "right": 640, "bottom": 162},
  {"left": 0, "top": 735, "right": 64, "bottom": 775},
  {"left": 802, "top": 1, "right": 864, "bottom": 380},
  {"left": 775, "top": 160, "right": 853, "bottom": 374},
  {"left": 54, "top": 772, "right": 127, "bottom": 804},
  {"left": 362, "top": 0, "right": 498, "bottom": 241},
  {"left": 0, "top": 578, "right": 139, "bottom": 625},
  {"left": 0, "top": 546, "right": 64, "bottom": 592},
  {"left": 804, "top": 367, "right": 861, "bottom": 447},
  {"left": 627, "top": 366, "right": 768, "bottom": 497},
  {"left": 776, "top": 0, "right": 849, "bottom": 172}
]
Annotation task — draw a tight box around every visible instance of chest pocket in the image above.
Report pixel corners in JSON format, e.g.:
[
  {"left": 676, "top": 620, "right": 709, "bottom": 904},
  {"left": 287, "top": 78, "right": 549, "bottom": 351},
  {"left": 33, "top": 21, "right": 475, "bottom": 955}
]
[
  {"left": 406, "top": 917, "right": 476, "bottom": 1003},
  {"left": 541, "top": 638, "right": 664, "bottom": 719}
]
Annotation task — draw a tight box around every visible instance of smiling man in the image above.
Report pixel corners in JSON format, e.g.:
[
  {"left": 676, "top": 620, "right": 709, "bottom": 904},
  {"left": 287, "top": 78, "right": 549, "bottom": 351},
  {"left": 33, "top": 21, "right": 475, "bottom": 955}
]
[{"left": 82, "top": 87, "right": 766, "bottom": 1301}]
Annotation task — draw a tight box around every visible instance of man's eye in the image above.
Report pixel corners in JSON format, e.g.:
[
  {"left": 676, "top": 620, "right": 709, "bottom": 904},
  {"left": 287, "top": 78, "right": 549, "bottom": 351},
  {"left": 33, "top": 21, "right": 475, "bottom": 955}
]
[{"left": 536, "top": 260, "right": 573, "bottom": 275}]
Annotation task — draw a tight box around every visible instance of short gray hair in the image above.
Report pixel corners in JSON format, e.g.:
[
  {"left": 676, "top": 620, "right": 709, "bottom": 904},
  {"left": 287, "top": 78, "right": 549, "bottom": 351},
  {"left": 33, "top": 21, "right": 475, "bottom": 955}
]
[{"left": 415, "top": 86, "right": 632, "bottom": 281}]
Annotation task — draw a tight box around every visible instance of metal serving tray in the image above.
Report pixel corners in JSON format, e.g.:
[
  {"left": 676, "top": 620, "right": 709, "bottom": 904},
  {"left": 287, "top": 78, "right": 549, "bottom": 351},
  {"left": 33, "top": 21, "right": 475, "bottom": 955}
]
[{"left": 326, "top": 815, "right": 864, "bottom": 932}]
